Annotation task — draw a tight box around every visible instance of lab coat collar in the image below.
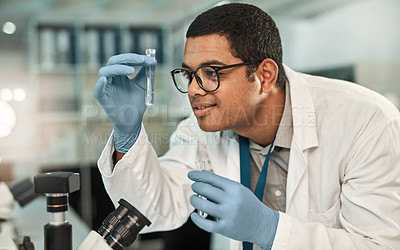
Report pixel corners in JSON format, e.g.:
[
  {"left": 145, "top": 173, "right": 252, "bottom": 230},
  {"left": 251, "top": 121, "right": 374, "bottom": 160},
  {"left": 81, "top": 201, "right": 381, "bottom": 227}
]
[{"left": 284, "top": 65, "right": 319, "bottom": 150}]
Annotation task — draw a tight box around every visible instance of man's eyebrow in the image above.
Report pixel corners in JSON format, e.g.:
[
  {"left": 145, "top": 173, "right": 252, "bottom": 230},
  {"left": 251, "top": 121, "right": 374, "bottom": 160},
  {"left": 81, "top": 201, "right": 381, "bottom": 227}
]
[
  {"left": 181, "top": 62, "right": 192, "bottom": 70},
  {"left": 182, "top": 60, "right": 227, "bottom": 70},
  {"left": 200, "top": 60, "right": 226, "bottom": 67}
]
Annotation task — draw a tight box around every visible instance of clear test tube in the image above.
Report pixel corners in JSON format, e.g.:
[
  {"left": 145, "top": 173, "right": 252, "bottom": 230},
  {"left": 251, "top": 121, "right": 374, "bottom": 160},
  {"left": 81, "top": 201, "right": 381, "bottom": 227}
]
[
  {"left": 145, "top": 49, "right": 156, "bottom": 106},
  {"left": 195, "top": 161, "right": 208, "bottom": 218}
]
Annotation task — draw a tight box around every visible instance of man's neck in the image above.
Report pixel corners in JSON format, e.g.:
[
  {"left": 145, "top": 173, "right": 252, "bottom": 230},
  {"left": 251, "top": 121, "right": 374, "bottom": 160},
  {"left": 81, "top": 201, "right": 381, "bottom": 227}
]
[{"left": 235, "top": 86, "right": 285, "bottom": 147}]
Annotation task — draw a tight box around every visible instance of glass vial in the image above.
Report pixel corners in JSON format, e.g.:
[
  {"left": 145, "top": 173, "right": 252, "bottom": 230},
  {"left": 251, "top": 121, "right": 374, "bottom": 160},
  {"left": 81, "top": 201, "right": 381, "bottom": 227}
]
[
  {"left": 145, "top": 49, "right": 156, "bottom": 106},
  {"left": 195, "top": 161, "right": 208, "bottom": 218}
]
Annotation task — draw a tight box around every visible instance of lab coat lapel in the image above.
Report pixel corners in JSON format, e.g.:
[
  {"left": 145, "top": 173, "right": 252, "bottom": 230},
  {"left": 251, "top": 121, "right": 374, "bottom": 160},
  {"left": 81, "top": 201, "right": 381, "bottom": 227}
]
[
  {"left": 286, "top": 140, "right": 310, "bottom": 218},
  {"left": 227, "top": 136, "right": 241, "bottom": 182},
  {"left": 211, "top": 131, "right": 241, "bottom": 182},
  {"left": 284, "top": 65, "right": 318, "bottom": 218}
]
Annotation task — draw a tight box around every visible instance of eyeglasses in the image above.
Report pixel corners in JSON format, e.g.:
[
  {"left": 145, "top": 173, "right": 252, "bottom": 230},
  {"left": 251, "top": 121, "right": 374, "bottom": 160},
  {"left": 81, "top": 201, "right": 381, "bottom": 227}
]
[{"left": 170, "top": 62, "right": 259, "bottom": 93}]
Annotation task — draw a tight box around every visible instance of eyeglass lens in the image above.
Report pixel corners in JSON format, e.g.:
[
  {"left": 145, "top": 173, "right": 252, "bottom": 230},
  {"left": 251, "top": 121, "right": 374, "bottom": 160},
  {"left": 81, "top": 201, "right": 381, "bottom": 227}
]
[
  {"left": 197, "top": 67, "right": 218, "bottom": 91},
  {"left": 173, "top": 66, "right": 218, "bottom": 92},
  {"left": 174, "top": 69, "right": 191, "bottom": 92}
]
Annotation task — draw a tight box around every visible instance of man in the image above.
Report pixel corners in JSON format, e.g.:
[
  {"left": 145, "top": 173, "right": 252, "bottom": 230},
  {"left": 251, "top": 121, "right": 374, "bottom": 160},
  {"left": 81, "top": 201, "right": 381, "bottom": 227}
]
[{"left": 94, "top": 3, "right": 400, "bottom": 250}]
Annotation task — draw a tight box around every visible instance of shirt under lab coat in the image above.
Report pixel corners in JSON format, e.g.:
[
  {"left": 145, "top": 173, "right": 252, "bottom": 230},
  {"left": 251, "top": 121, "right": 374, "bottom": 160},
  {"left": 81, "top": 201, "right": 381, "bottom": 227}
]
[{"left": 98, "top": 65, "right": 400, "bottom": 250}]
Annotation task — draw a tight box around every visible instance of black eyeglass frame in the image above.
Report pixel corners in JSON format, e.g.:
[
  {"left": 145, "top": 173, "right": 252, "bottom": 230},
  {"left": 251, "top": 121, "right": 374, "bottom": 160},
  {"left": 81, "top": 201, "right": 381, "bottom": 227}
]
[{"left": 170, "top": 61, "right": 259, "bottom": 93}]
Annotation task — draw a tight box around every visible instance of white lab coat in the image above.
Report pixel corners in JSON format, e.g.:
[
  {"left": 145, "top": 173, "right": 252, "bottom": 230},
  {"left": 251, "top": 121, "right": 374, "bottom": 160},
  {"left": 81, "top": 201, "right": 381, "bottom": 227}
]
[{"left": 98, "top": 66, "right": 400, "bottom": 250}]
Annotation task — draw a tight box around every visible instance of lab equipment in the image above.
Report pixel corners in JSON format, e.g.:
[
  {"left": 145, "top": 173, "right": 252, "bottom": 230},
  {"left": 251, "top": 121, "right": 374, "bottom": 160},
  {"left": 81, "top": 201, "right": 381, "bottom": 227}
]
[
  {"left": 18, "top": 236, "right": 35, "bottom": 250},
  {"left": 93, "top": 53, "right": 156, "bottom": 153},
  {"left": 9, "top": 178, "right": 39, "bottom": 207},
  {"left": 78, "top": 198, "right": 151, "bottom": 250},
  {"left": 0, "top": 182, "right": 14, "bottom": 220},
  {"left": 194, "top": 161, "right": 208, "bottom": 218},
  {"left": 188, "top": 170, "right": 279, "bottom": 249},
  {"left": 0, "top": 178, "right": 39, "bottom": 220},
  {"left": 0, "top": 236, "right": 17, "bottom": 250},
  {"left": 34, "top": 172, "right": 80, "bottom": 250},
  {"left": 0, "top": 235, "right": 34, "bottom": 250},
  {"left": 0, "top": 179, "right": 38, "bottom": 250},
  {"left": 145, "top": 49, "right": 156, "bottom": 106}
]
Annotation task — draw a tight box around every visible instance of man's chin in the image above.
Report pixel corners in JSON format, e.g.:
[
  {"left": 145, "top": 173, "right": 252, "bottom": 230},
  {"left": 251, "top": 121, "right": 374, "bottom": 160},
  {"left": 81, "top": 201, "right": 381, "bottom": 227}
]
[{"left": 196, "top": 118, "right": 223, "bottom": 132}]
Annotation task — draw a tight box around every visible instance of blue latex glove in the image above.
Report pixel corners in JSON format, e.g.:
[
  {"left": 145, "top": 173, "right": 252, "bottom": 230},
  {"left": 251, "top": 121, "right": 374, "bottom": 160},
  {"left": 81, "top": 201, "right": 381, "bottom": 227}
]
[
  {"left": 93, "top": 53, "right": 156, "bottom": 153},
  {"left": 188, "top": 170, "right": 279, "bottom": 249}
]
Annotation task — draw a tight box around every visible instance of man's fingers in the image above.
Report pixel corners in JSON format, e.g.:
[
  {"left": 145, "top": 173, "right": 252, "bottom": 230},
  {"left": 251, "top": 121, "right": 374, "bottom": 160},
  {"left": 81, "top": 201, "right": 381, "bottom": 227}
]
[
  {"left": 188, "top": 170, "right": 235, "bottom": 191},
  {"left": 93, "top": 76, "right": 108, "bottom": 103},
  {"left": 191, "top": 182, "right": 226, "bottom": 203},
  {"left": 134, "top": 67, "right": 148, "bottom": 90},
  {"left": 99, "top": 65, "right": 135, "bottom": 78},
  {"left": 190, "top": 212, "right": 218, "bottom": 234},
  {"left": 190, "top": 195, "right": 222, "bottom": 218},
  {"left": 107, "top": 53, "right": 157, "bottom": 67}
]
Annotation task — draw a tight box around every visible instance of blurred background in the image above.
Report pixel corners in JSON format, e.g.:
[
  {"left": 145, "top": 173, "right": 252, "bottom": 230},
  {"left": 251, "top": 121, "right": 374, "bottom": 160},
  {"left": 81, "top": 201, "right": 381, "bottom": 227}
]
[{"left": 0, "top": 0, "right": 399, "bottom": 249}]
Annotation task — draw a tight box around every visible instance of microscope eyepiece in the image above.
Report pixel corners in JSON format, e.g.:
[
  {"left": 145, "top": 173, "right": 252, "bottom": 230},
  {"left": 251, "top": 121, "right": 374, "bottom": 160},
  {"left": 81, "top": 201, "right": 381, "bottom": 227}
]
[
  {"left": 98, "top": 198, "right": 151, "bottom": 250},
  {"left": 98, "top": 200, "right": 131, "bottom": 238}
]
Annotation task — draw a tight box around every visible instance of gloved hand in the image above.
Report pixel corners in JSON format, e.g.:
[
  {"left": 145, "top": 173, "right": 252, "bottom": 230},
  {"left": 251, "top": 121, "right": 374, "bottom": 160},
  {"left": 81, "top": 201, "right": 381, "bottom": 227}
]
[
  {"left": 93, "top": 53, "right": 156, "bottom": 153},
  {"left": 188, "top": 170, "right": 279, "bottom": 249}
]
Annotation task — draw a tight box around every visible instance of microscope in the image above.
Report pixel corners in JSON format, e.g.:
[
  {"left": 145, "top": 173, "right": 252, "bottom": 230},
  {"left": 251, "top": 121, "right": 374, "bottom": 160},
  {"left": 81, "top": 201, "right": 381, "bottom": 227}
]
[
  {"left": 34, "top": 171, "right": 80, "bottom": 250},
  {"left": 0, "top": 178, "right": 39, "bottom": 221},
  {"left": 33, "top": 171, "right": 151, "bottom": 250},
  {"left": 0, "top": 178, "right": 38, "bottom": 250},
  {"left": 78, "top": 198, "right": 151, "bottom": 250}
]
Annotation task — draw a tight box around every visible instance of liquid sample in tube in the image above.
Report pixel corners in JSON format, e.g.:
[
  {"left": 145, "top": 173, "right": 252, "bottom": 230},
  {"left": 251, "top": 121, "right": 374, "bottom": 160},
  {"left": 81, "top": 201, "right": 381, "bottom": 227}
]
[
  {"left": 195, "top": 161, "right": 208, "bottom": 218},
  {"left": 145, "top": 49, "right": 156, "bottom": 106}
]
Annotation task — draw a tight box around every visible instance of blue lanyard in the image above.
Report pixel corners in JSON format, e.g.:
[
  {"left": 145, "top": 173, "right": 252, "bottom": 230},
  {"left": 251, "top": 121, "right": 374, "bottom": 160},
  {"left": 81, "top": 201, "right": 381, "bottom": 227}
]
[{"left": 239, "top": 133, "right": 277, "bottom": 250}]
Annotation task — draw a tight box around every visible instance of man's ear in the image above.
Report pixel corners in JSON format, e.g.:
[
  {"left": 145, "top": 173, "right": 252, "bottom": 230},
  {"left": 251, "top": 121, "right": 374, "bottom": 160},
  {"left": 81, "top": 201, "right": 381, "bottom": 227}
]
[{"left": 256, "top": 58, "right": 278, "bottom": 93}]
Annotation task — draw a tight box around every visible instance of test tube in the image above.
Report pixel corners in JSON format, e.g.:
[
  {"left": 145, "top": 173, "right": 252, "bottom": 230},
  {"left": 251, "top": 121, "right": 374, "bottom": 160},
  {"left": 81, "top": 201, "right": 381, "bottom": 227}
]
[
  {"left": 195, "top": 161, "right": 208, "bottom": 219},
  {"left": 145, "top": 48, "right": 156, "bottom": 106}
]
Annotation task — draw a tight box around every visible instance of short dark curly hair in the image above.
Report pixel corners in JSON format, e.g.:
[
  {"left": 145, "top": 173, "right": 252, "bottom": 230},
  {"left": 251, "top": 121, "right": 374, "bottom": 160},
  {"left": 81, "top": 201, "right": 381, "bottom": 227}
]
[{"left": 186, "top": 3, "right": 286, "bottom": 88}]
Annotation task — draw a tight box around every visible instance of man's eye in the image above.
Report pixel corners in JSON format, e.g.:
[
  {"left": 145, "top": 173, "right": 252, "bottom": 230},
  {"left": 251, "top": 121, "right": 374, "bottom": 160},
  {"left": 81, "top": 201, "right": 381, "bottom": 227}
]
[
  {"left": 206, "top": 70, "right": 215, "bottom": 76},
  {"left": 204, "top": 68, "right": 217, "bottom": 79}
]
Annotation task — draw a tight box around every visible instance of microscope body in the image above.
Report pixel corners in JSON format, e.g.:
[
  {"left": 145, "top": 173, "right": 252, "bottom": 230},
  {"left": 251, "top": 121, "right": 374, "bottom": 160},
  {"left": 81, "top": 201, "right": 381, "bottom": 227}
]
[
  {"left": 0, "top": 178, "right": 38, "bottom": 220},
  {"left": 78, "top": 231, "right": 113, "bottom": 250},
  {"left": 0, "top": 179, "right": 37, "bottom": 250},
  {"left": 0, "top": 182, "right": 14, "bottom": 220},
  {"left": 34, "top": 172, "right": 80, "bottom": 250},
  {"left": 33, "top": 172, "right": 150, "bottom": 250}
]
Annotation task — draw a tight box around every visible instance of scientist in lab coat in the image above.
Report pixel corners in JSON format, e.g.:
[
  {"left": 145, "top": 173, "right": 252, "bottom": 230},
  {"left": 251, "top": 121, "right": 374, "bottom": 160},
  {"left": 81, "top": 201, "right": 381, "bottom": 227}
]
[{"left": 94, "top": 3, "right": 400, "bottom": 250}]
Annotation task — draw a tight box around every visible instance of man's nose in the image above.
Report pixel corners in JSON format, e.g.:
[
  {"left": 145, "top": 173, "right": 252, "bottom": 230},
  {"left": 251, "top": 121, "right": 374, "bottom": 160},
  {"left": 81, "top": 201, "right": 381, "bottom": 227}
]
[{"left": 188, "top": 76, "right": 207, "bottom": 97}]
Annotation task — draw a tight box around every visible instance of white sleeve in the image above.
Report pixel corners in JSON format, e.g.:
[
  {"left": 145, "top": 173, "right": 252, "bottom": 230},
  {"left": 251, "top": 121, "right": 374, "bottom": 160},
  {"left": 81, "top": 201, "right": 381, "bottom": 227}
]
[
  {"left": 272, "top": 116, "right": 400, "bottom": 250},
  {"left": 97, "top": 120, "right": 204, "bottom": 233}
]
